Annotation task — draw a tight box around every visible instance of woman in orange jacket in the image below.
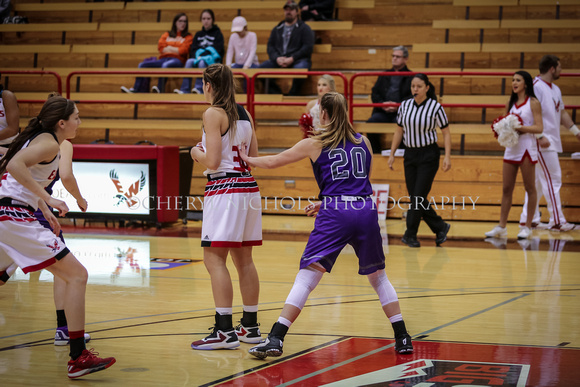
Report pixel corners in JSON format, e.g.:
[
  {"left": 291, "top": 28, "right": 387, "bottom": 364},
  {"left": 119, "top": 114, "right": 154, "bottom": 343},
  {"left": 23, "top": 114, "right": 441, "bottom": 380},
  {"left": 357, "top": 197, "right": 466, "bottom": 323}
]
[{"left": 121, "top": 13, "right": 193, "bottom": 93}]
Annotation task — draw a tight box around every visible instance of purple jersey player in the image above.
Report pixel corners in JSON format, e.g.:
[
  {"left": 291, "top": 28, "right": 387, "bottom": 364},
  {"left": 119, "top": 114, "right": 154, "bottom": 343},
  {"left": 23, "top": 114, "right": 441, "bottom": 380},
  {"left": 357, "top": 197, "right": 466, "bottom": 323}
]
[{"left": 239, "top": 92, "right": 414, "bottom": 358}]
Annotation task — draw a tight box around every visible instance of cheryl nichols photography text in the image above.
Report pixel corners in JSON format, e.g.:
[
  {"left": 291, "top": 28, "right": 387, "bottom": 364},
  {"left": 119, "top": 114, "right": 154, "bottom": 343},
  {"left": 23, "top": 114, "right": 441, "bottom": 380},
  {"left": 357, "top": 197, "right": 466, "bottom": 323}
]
[{"left": 90, "top": 195, "right": 481, "bottom": 212}]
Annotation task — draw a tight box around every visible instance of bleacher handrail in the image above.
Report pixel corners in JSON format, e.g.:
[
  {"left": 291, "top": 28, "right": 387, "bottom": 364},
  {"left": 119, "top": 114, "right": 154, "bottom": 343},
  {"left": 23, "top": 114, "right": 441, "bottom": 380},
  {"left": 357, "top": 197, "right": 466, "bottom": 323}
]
[
  {"left": 1, "top": 70, "right": 62, "bottom": 96},
  {"left": 249, "top": 71, "right": 349, "bottom": 119},
  {"left": 65, "top": 69, "right": 250, "bottom": 106},
  {"left": 348, "top": 71, "right": 580, "bottom": 122},
  {"left": 22, "top": 68, "right": 575, "bottom": 125}
]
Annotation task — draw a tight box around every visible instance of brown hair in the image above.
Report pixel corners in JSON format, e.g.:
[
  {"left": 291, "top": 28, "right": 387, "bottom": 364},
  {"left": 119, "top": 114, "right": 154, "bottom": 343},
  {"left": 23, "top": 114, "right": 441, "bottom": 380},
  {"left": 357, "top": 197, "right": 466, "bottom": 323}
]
[
  {"left": 0, "top": 93, "right": 74, "bottom": 175},
  {"left": 539, "top": 54, "right": 560, "bottom": 74},
  {"left": 203, "top": 64, "right": 239, "bottom": 136}
]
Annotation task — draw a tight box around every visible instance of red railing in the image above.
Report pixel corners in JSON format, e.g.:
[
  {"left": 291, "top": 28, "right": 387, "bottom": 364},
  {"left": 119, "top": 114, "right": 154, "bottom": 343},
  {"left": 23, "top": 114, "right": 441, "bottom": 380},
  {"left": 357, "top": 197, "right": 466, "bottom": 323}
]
[
  {"left": 248, "top": 71, "right": 349, "bottom": 118},
  {"left": 1, "top": 70, "right": 63, "bottom": 99},
  {"left": 49, "top": 69, "right": 579, "bottom": 124},
  {"left": 65, "top": 70, "right": 250, "bottom": 107},
  {"left": 348, "top": 71, "right": 580, "bottom": 122}
]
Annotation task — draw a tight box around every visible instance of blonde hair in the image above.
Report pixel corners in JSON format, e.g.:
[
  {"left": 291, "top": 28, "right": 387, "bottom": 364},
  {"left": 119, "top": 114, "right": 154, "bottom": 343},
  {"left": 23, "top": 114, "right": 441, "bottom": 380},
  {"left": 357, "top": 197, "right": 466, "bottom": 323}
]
[
  {"left": 203, "top": 64, "right": 239, "bottom": 135},
  {"left": 319, "top": 74, "right": 336, "bottom": 92},
  {"left": 315, "top": 92, "right": 360, "bottom": 150}
]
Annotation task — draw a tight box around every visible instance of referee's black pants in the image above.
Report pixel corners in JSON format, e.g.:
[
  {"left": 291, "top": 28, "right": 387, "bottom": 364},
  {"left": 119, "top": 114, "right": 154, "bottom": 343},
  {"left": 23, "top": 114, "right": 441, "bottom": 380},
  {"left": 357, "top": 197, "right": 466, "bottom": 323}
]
[{"left": 403, "top": 143, "right": 446, "bottom": 238}]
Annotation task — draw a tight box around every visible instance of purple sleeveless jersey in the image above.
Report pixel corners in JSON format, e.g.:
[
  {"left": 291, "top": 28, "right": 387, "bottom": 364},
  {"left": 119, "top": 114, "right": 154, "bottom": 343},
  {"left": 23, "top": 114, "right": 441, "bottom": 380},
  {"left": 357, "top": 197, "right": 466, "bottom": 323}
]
[
  {"left": 311, "top": 133, "right": 373, "bottom": 198},
  {"left": 301, "top": 134, "right": 385, "bottom": 275}
]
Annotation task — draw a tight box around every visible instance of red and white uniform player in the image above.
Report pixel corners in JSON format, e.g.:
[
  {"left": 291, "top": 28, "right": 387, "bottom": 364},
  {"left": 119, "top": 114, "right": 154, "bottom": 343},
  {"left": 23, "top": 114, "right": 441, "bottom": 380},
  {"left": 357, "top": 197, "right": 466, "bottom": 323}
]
[
  {"left": 200, "top": 104, "right": 262, "bottom": 247},
  {"left": 520, "top": 66, "right": 580, "bottom": 231}
]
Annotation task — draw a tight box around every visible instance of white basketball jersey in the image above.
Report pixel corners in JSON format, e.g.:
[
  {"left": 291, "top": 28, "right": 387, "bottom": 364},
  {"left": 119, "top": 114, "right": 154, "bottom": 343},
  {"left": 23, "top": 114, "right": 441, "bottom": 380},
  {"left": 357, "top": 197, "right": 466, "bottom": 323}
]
[
  {"left": 0, "top": 134, "right": 60, "bottom": 208},
  {"left": 202, "top": 105, "right": 253, "bottom": 175},
  {"left": 533, "top": 77, "right": 564, "bottom": 153}
]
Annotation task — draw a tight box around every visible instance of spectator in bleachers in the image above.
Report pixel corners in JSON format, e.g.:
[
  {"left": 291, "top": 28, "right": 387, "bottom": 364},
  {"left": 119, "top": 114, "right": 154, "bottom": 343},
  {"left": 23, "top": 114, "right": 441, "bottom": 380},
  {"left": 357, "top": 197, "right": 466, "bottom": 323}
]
[
  {"left": 302, "top": 74, "right": 335, "bottom": 135},
  {"left": 175, "top": 9, "right": 224, "bottom": 94},
  {"left": 366, "top": 46, "right": 413, "bottom": 153},
  {"left": 259, "top": 0, "right": 314, "bottom": 95},
  {"left": 299, "top": 0, "right": 335, "bottom": 21},
  {"left": 121, "top": 13, "right": 193, "bottom": 94},
  {"left": 226, "top": 16, "right": 259, "bottom": 93},
  {"left": 226, "top": 16, "right": 259, "bottom": 70}
]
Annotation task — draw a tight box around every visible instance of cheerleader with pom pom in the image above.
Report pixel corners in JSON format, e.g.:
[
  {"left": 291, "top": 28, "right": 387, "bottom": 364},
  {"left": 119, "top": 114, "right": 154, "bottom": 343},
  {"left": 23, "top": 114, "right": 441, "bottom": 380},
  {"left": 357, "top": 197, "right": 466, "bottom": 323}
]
[
  {"left": 301, "top": 75, "right": 336, "bottom": 138},
  {"left": 485, "top": 71, "right": 543, "bottom": 240}
]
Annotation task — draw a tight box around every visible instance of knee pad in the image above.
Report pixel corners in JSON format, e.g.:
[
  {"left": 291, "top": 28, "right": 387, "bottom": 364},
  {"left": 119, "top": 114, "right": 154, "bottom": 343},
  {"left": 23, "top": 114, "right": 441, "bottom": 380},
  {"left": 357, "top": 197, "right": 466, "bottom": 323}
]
[
  {"left": 367, "top": 270, "right": 398, "bottom": 306},
  {"left": 285, "top": 267, "right": 324, "bottom": 310}
]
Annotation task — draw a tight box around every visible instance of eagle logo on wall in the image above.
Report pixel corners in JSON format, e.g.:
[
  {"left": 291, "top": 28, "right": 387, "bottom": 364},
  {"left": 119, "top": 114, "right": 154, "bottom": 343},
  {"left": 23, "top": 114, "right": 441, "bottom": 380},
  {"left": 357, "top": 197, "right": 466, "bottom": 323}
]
[{"left": 109, "top": 170, "right": 147, "bottom": 208}]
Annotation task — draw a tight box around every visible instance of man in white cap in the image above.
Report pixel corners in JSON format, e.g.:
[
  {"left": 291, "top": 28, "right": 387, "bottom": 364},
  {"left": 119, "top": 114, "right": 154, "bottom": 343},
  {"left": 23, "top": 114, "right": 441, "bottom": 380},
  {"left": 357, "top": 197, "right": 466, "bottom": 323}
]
[{"left": 226, "top": 16, "right": 259, "bottom": 69}]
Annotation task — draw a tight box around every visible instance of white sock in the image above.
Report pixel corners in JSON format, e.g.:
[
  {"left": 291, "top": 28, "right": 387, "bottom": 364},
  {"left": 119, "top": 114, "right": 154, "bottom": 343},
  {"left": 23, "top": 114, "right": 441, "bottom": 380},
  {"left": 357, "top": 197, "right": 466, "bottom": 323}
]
[
  {"left": 277, "top": 316, "right": 293, "bottom": 328},
  {"left": 388, "top": 313, "right": 403, "bottom": 323},
  {"left": 216, "top": 307, "right": 232, "bottom": 315},
  {"left": 243, "top": 305, "right": 259, "bottom": 313}
]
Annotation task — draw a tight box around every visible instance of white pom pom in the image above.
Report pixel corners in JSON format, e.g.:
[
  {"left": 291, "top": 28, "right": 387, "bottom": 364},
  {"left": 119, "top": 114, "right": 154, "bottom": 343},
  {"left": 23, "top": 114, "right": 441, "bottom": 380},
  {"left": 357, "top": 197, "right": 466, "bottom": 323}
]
[{"left": 492, "top": 114, "right": 521, "bottom": 148}]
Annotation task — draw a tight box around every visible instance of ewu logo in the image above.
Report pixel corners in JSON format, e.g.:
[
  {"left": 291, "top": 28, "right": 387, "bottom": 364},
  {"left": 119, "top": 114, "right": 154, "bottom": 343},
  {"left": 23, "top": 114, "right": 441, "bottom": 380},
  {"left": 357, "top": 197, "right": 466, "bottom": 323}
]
[
  {"left": 321, "top": 359, "right": 530, "bottom": 387},
  {"left": 109, "top": 169, "right": 146, "bottom": 208}
]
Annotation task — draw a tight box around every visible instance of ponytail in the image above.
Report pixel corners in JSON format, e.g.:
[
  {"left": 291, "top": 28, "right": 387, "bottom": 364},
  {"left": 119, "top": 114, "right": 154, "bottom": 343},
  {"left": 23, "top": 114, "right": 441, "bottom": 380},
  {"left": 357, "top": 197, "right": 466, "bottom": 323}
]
[
  {"left": 203, "top": 64, "right": 239, "bottom": 136},
  {"left": 316, "top": 92, "right": 360, "bottom": 149},
  {"left": 413, "top": 73, "right": 438, "bottom": 100},
  {"left": 0, "top": 93, "right": 75, "bottom": 175}
]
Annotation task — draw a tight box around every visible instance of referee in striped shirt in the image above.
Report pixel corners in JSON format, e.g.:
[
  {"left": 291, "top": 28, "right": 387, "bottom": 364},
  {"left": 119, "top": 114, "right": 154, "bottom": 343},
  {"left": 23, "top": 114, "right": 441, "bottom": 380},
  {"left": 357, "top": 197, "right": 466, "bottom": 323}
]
[{"left": 388, "top": 73, "right": 451, "bottom": 248}]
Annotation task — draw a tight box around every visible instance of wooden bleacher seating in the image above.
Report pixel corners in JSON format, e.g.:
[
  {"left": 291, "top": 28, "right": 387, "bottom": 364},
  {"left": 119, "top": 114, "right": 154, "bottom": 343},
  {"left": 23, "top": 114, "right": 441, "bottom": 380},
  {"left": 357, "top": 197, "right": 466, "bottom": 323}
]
[
  {"left": 432, "top": 20, "right": 500, "bottom": 29},
  {"left": 0, "top": 20, "right": 353, "bottom": 33},
  {"left": 0, "top": 23, "right": 98, "bottom": 32},
  {"left": 14, "top": 2, "right": 125, "bottom": 12},
  {"left": 99, "top": 20, "right": 352, "bottom": 32},
  {"left": 481, "top": 43, "right": 580, "bottom": 53},
  {"left": 5, "top": 0, "right": 580, "bottom": 223},
  {"left": 4, "top": 43, "right": 332, "bottom": 55},
  {"left": 509, "top": 0, "right": 578, "bottom": 4},
  {"left": 452, "top": 0, "right": 518, "bottom": 5},
  {"left": 14, "top": 0, "right": 373, "bottom": 13},
  {"left": 412, "top": 43, "right": 481, "bottom": 53}
]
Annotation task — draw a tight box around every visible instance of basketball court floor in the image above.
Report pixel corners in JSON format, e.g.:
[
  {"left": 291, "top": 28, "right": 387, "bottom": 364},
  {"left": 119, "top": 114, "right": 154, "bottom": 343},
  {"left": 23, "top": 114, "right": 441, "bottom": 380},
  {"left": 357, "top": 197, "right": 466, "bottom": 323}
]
[{"left": 0, "top": 217, "right": 579, "bottom": 386}]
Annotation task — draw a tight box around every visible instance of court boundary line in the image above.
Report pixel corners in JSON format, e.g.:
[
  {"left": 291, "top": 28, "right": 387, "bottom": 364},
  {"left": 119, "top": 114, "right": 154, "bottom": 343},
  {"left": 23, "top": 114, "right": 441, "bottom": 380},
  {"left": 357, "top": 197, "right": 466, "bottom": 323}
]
[{"left": 2, "top": 288, "right": 579, "bottom": 343}]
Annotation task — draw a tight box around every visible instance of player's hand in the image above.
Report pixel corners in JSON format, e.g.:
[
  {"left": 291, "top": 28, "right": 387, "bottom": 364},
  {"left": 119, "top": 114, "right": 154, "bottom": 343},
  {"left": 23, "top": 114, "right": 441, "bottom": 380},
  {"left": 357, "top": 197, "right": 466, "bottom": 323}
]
[
  {"left": 305, "top": 201, "right": 322, "bottom": 217},
  {"left": 39, "top": 201, "right": 62, "bottom": 236},
  {"left": 388, "top": 155, "right": 395, "bottom": 170},
  {"left": 238, "top": 143, "right": 253, "bottom": 165},
  {"left": 46, "top": 197, "right": 69, "bottom": 217},
  {"left": 538, "top": 136, "right": 551, "bottom": 148},
  {"left": 46, "top": 209, "right": 62, "bottom": 236},
  {"left": 77, "top": 197, "right": 88, "bottom": 212},
  {"left": 191, "top": 142, "right": 205, "bottom": 162}
]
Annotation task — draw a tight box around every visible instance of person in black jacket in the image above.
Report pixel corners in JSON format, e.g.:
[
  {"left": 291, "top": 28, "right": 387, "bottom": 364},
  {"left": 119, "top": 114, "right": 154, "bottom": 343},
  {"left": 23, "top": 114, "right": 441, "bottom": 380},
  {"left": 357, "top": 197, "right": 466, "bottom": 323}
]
[
  {"left": 367, "top": 46, "right": 413, "bottom": 153},
  {"left": 299, "top": 0, "right": 335, "bottom": 21},
  {"left": 176, "top": 9, "right": 224, "bottom": 94},
  {"left": 259, "top": 0, "right": 314, "bottom": 95}
]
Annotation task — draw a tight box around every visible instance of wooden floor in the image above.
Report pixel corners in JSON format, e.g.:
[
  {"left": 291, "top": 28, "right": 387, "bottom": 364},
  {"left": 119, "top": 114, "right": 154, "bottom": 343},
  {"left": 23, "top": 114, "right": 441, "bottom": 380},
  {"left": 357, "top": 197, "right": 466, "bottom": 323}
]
[{"left": 0, "top": 217, "right": 579, "bottom": 386}]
